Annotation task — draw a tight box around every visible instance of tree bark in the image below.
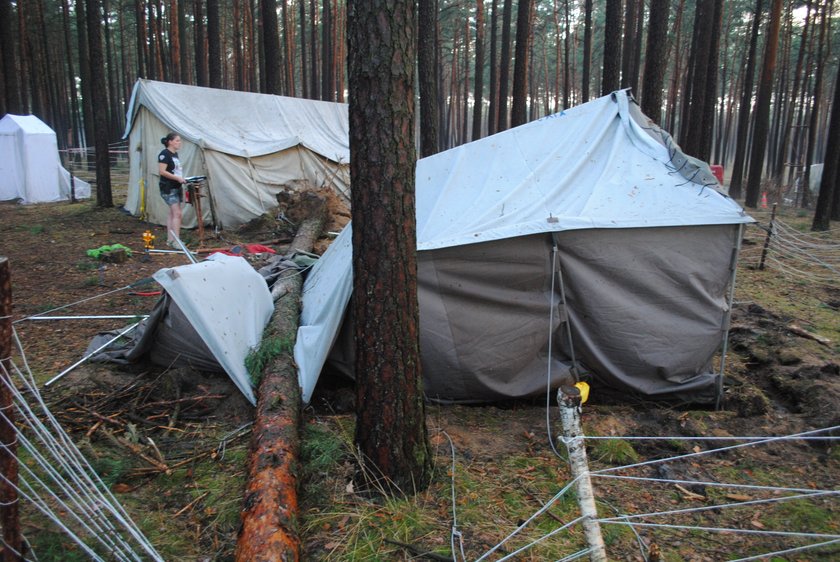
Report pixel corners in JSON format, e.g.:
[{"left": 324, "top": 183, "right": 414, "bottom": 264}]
[
  {"left": 348, "top": 0, "right": 432, "bottom": 495},
  {"left": 1, "top": 0, "right": 22, "bottom": 114},
  {"left": 418, "top": 0, "right": 439, "bottom": 156},
  {"left": 261, "top": 0, "right": 281, "bottom": 94},
  {"left": 641, "top": 0, "right": 668, "bottom": 124},
  {"left": 207, "top": 0, "right": 222, "bottom": 88},
  {"left": 0, "top": 258, "right": 22, "bottom": 562},
  {"left": 745, "top": 0, "right": 784, "bottom": 208},
  {"left": 497, "top": 0, "right": 512, "bottom": 131},
  {"left": 601, "top": 0, "right": 621, "bottom": 95},
  {"left": 812, "top": 72, "right": 840, "bottom": 230},
  {"left": 488, "top": 0, "right": 499, "bottom": 134},
  {"left": 581, "top": 0, "right": 592, "bottom": 102},
  {"left": 235, "top": 202, "right": 326, "bottom": 562},
  {"left": 472, "top": 0, "right": 485, "bottom": 140},
  {"left": 76, "top": 0, "right": 95, "bottom": 144},
  {"left": 510, "top": 0, "right": 530, "bottom": 127},
  {"left": 800, "top": 1, "right": 829, "bottom": 210},
  {"left": 728, "top": 0, "right": 763, "bottom": 200},
  {"left": 193, "top": 0, "right": 207, "bottom": 86},
  {"left": 321, "top": 0, "right": 333, "bottom": 100},
  {"left": 620, "top": 0, "right": 636, "bottom": 90},
  {"left": 86, "top": 0, "right": 113, "bottom": 206}
]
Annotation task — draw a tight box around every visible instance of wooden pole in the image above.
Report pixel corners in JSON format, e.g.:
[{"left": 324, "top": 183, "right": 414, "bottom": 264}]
[
  {"left": 0, "top": 258, "right": 22, "bottom": 561},
  {"left": 235, "top": 194, "right": 326, "bottom": 562},
  {"left": 557, "top": 385, "right": 607, "bottom": 562},
  {"left": 758, "top": 203, "right": 778, "bottom": 270}
]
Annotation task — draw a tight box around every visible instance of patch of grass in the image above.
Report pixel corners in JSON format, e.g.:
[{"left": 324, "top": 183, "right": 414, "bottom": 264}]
[
  {"left": 246, "top": 335, "right": 294, "bottom": 385},
  {"left": 24, "top": 529, "right": 89, "bottom": 561},
  {"left": 28, "top": 224, "right": 46, "bottom": 235},
  {"left": 75, "top": 260, "right": 99, "bottom": 271},
  {"left": 763, "top": 499, "right": 834, "bottom": 531},
  {"left": 589, "top": 438, "right": 639, "bottom": 465},
  {"left": 89, "top": 455, "right": 134, "bottom": 488}
]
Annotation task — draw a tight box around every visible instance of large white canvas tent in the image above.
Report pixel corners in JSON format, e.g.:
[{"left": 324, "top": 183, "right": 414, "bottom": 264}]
[
  {"left": 123, "top": 79, "right": 350, "bottom": 229},
  {"left": 295, "top": 90, "right": 754, "bottom": 404},
  {"left": 0, "top": 114, "right": 91, "bottom": 204}
]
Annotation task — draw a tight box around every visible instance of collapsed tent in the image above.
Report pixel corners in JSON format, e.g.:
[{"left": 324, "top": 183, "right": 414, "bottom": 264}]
[
  {"left": 295, "top": 90, "right": 754, "bottom": 404},
  {"left": 88, "top": 254, "right": 273, "bottom": 405},
  {"left": 123, "top": 79, "right": 350, "bottom": 230},
  {"left": 0, "top": 114, "right": 91, "bottom": 204}
]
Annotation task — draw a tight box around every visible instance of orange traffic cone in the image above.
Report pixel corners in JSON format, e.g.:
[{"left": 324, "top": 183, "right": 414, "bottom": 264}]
[{"left": 761, "top": 192, "right": 768, "bottom": 209}]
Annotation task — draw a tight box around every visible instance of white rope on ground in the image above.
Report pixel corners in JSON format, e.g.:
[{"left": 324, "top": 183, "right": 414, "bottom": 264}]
[
  {"left": 12, "top": 283, "right": 151, "bottom": 324},
  {"left": 597, "top": 490, "right": 839, "bottom": 523},
  {"left": 583, "top": 434, "right": 840, "bottom": 441},
  {"left": 598, "top": 520, "right": 840, "bottom": 540},
  {"left": 768, "top": 232, "right": 840, "bottom": 270},
  {"left": 727, "top": 538, "right": 840, "bottom": 561},
  {"left": 0, "top": 369, "right": 151, "bottom": 560},
  {"left": 493, "top": 516, "right": 586, "bottom": 562},
  {"left": 765, "top": 253, "right": 839, "bottom": 284},
  {"left": 0, "top": 330, "right": 164, "bottom": 560},
  {"left": 773, "top": 219, "right": 840, "bottom": 249},
  {"left": 594, "top": 474, "right": 837, "bottom": 495},
  {"left": 555, "top": 547, "right": 592, "bottom": 562},
  {"left": 438, "top": 431, "right": 466, "bottom": 562},
  {"left": 591, "top": 425, "right": 840, "bottom": 475},
  {"left": 474, "top": 476, "right": 583, "bottom": 562}
]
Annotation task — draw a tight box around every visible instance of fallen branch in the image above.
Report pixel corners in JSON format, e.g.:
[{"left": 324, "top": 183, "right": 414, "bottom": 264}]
[
  {"left": 175, "top": 491, "right": 210, "bottom": 517},
  {"left": 788, "top": 324, "right": 832, "bottom": 346}
]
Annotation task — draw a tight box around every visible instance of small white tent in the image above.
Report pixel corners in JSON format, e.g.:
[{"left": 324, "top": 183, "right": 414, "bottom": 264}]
[
  {"left": 0, "top": 114, "right": 91, "bottom": 204},
  {"left": 123, "top": 79, "right": 350, "bottom": 229},
  {"left": 294, "top": 91, "right": 755, "bottom": 404}
]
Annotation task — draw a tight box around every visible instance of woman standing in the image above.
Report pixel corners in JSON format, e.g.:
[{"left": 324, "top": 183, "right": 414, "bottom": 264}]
[{"left": 158, "top": 133, "right": 187, "bottom": 247}]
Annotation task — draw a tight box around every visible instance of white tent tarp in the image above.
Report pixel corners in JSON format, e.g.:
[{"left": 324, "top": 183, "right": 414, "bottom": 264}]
[
  {"left": 123, "top": 79, "right": 349, "bottom": 229},
  {"left": 295, "top": 91, "right": 754, "bottom": 403},
  {"left": 89, "top": 254, "right": 273, "bottom": 405},
  {"left": 0, "top": 114, "right": 91, "bottom": 204}
]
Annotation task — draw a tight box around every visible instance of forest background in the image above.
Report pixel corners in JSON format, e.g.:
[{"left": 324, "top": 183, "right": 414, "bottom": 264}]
[{"left": 1, "top": 0, "right": 840, "bottom": 223}]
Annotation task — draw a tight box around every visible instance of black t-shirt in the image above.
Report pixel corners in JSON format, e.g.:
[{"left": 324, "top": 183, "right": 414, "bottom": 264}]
[{"left": 158, "top": 149, "right": 183, "bottom": 191}]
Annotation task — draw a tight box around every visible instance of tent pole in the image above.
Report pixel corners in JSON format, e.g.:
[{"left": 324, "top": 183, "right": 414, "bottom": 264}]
[
  {"left": 552, "top": 234, "right": 580, "bottom": 380},
  {"left": 716, "top": 223, "right": 745, "bottom": 410}
]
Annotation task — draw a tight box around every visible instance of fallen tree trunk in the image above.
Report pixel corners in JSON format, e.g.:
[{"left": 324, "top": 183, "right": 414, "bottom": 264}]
[{"left": 236, "top": 193, "right": 327, "bottom": 562}]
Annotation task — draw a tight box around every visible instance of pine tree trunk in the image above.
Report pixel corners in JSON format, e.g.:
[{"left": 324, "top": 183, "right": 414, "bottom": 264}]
[
  {"left": 744, "top": 0, "right": 784, "bottom": 208},
  {"left": 348, "top": 0, "right": 432, "bottom": 495},
  {"left": 641, "top": 0, "right": 668, "bottom": 124},
  {"left": 510, "top": 0, "right": 530, "bottom": 127},
  {"left": 497, "top": 0, "right": 512, "bottom": 131},
  {"left": 321, "top": 0, "right": 332, "bottom": 100},
  {"left": 800, "top": 1, "right": 829, "bottom": 210},
  {"left": 86, "top": 0, "right": 113, "bottom": 207},
  {"left": 581, "top": 0, "right": 592, "bottom": 102},
  {"left": 728, "top": 0, "right": 763, "bottom": 200},
  {"left": 235, "top": 204, "right": 326, "bottom": 562},
  {"left": 260, "top": 0, "right": 281, "bottom": 93},
  {"left": 1, "top": 0, "right": 22, "bottom": 114},
  {"left": 194, "top": 0, "right": 207, "bottom": 86},
  {"left": 488, "top": 0, "right": 499, "bottom": 133},
  {"left": 76, "top": 0, "right": 95, "bottom": 144},
  {"left": 601, "top": 0, "right": 621, "bottom": 95},
  {"left": 207, "top": 0, "right": 222, "bottom": 88},
  {"left": 812, "top": 72, "right": 839, "bottom": 229},
  {"left": 419, "top": 0, "right": 439, "bottom": 156},
  {"left": 472, "top": 0, "right": 485, "bottom": 140},
  {"left": 620, "top": 0, "right": 636, "bottom": 90}
]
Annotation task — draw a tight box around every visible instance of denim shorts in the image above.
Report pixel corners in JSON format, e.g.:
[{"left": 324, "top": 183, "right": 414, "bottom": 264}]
[{"left": 160, "top": 186, "right": 182, "bottom": 206}]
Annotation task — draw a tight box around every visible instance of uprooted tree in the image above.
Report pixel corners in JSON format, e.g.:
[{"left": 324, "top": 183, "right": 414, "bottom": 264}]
[{"left": 347, "top": 0, "right": 432, "bottom": 494}]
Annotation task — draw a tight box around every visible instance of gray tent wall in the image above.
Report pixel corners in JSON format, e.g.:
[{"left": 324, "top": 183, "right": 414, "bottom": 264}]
[{"left": 326, "top": 224, "right": 740, "bottom": 403}]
